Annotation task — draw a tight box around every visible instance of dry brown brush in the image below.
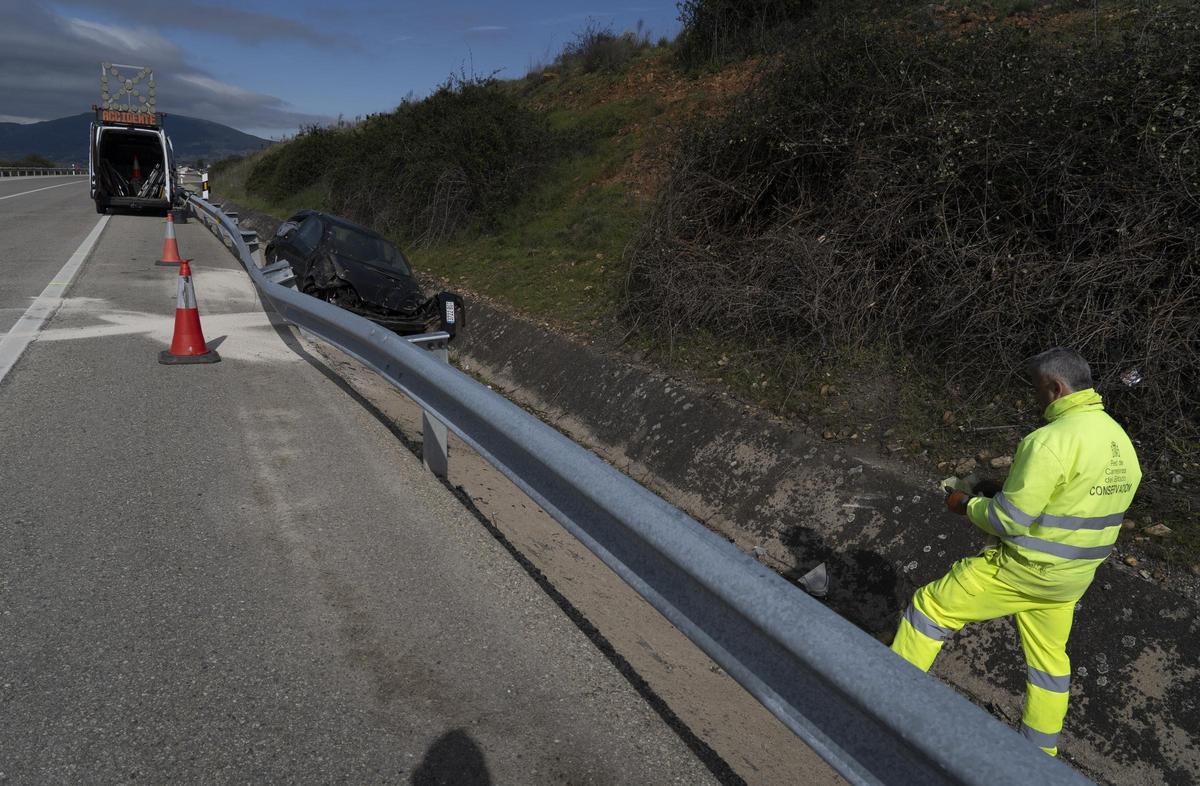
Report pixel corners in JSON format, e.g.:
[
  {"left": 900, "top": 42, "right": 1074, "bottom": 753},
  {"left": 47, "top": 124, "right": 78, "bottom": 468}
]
[
  {"left": 675, "top": 0, "right": 817, "bottom": 68},
  {"left": 626, "top": 4, "right": 1200, "bottom": 455}
]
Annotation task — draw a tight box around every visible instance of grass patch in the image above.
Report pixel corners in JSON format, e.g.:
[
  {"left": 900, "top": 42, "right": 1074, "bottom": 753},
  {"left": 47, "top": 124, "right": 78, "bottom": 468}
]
[
  {"left": 411, "top": 98, "right": 655, "bottom": 326},
  {"left": 213, "top": 90, "right": 659, "bottom": 330}
]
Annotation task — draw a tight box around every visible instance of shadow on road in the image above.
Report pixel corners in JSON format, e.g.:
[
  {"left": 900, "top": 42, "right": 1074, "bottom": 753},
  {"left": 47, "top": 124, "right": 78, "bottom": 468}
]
[{"left": 411, "top": 729, "right": 492, "bottom": 786}]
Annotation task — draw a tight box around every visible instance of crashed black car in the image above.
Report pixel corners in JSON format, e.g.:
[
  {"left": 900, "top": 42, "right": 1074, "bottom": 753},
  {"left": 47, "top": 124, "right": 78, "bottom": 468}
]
[{"left": 266, "top": 210, "right": 462, "bottom": 336}]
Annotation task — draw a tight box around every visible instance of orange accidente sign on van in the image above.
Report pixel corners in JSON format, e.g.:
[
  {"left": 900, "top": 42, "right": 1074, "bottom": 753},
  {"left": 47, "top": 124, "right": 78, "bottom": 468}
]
[{"left": 99, "top": 109, "right": 158, "bottom": 126}]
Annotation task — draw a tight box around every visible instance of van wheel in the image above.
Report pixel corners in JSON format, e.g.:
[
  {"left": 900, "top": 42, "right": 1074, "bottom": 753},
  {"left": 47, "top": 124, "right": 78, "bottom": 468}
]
[{"left": 94, "top": 200, "right": 107, "bottom": 214}]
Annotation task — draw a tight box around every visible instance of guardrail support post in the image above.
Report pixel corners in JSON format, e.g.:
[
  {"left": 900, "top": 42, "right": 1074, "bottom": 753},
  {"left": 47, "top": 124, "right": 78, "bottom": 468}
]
[
  {"left": 403, "top": 332, "right": 452, "bottom": 479},
  {"left": 421, "top": 342, "right": 450, "bottom": 478}
]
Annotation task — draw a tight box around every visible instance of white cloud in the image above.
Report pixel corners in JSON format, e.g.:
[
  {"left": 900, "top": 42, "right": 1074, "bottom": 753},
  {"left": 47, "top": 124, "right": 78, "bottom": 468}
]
[
  {"left": 0, "top": 5, "right": 329, "bottom": 134},
  {"left": 63, "top": 17, "right": 177, "bottom": 58},
  {"left": 55, "top": 0, "right": 347, "bottom": 48},
  {"left": 176, "top": 74, "right": 260, "bottom": 101}
]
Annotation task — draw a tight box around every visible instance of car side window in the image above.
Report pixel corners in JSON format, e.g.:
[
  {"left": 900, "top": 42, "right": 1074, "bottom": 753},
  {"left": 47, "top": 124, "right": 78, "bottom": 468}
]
[{"left": 293, "top": 216, "right": 323, "bottom": 256}]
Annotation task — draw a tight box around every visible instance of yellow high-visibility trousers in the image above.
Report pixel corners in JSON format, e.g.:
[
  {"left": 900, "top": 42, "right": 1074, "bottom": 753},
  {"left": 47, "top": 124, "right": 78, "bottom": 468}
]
[{"left": 890, "top": 549, "right": 1075, "bottom": 756}]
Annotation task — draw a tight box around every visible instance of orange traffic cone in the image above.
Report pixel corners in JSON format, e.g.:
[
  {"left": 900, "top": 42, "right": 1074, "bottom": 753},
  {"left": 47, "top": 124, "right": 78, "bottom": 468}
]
[
  {"left": 132, "top": 154, "right": 141, "bottom": 181},
  {"left": 156, "top": 211, "right": 189, "bottom": 266},
  {"left": 159, "top": 261, "right": 220, "bottom": 365}
]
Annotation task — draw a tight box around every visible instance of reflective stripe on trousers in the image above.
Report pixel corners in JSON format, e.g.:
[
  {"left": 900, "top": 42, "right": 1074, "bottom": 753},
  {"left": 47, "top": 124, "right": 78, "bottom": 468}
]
[
  {"left": 1022, "top": 723, "right": 1059, "bottom": 750},
  {"left": 1027, "top": 666, "right": 1070, "bottom": 693},
  {"left": 902, "top": 604, "right": 953, "bottom": 641}
]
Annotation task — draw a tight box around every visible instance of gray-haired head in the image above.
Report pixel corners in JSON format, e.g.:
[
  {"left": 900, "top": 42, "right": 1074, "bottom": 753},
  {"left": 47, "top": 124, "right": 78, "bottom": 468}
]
[{"left": 1026, "top": 347, "right": 1093, "bottom": 392}]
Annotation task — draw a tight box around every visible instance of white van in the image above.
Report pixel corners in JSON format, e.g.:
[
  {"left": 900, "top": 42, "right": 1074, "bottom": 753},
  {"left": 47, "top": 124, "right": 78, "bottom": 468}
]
[{"left": 89, "top": 108, "right": 178, "bottom": 214}]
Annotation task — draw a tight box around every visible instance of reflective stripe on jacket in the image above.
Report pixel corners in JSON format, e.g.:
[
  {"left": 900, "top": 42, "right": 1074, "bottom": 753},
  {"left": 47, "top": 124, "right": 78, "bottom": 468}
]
[{"left": 966, "top": 388, "right": 1141, "bottom": 600}]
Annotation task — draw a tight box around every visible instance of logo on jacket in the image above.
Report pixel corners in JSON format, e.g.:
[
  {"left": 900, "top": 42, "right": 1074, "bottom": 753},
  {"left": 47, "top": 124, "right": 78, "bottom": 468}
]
[{"left": 1111, "top": 441, "right": 1121, "bottom": 459}]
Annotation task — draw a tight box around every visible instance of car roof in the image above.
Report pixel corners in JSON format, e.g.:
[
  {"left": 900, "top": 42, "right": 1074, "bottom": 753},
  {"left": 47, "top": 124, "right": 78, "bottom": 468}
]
[{"left": 292, "top": 210, "right": 390, "bottom": 243}]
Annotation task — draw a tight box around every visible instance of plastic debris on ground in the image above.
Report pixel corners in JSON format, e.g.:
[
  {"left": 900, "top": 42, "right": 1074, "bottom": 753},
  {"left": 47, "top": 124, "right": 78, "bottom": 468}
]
[{"left": 797, "top": 562, "right": 829, "bottom": 598}]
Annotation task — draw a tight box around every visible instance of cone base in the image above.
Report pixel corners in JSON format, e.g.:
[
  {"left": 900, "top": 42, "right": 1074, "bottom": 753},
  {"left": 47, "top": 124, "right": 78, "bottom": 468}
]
[{"left": 159, "top": 349, "right": 220, "bottom": 365}]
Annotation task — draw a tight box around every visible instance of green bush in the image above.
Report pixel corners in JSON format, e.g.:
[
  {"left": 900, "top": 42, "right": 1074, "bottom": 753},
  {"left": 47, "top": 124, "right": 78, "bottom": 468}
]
[
  {"left": 557, "top": 20, "right": 647, "bottom": 74},
  {"left": 627, "top": 4, "right": 1200, "bottom": 452},
  {"left": 245, "top": 124, "right": 341, "bottom": 205},
  {"left": 245, "top": 76, "right": 555, "bottom": 245},
  {"left": 207, "top": 154, "right": 244, "bottom": 177}
]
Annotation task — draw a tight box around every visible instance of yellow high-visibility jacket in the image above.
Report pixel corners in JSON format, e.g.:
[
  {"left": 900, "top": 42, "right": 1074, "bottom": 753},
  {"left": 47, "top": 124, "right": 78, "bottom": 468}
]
[{"left": 967, "top": 388, "right": 1141, "bottom": 601}]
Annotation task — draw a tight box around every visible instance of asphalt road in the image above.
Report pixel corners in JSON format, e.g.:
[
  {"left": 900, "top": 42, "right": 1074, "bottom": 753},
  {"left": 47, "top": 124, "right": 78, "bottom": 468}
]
[
  {"left": 0, "top": 195, "right": 720, "bottom": 783},
  {"left": 0, "top": 175, "right": 92, "bottom": 336}
]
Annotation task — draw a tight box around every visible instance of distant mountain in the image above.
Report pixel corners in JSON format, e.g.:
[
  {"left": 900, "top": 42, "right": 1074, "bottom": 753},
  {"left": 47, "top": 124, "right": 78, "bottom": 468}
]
[{"left": 0, "top": 112, "right": 273, "bottom": 166}]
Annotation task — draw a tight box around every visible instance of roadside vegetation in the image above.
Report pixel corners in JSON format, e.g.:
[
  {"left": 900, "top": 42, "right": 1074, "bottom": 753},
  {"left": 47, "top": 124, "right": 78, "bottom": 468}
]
[
  {"left": 632, "top": 2, "right": 1199, "bottom": 463},
  {"left": 245, "top": 75, "right": 557, "bottom": 247},
  {"left": 549, "top": 18, "right": 657, "bottom": 74},
  {"left": 0, "top": 154, "right": 57, "bottom": 167},
  {"left": 673, "top": 0, "right": 825, "bottom": 68},
  {"left": 211, "top": 2, "right": 1197, "bottom": 565}
]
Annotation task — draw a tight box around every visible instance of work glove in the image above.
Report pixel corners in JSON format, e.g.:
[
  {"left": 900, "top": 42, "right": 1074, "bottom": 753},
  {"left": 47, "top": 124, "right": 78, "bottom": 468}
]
[
  {"left": 972, "top": 478, "right": 1003, "bottom": 498},
  {"left": 944, "top": 488, "right": 971, "bottom": 515}
]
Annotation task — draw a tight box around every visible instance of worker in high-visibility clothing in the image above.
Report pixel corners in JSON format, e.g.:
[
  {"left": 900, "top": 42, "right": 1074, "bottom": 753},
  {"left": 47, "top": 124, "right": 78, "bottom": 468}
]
[{"left": 891, "top": 347, "right": 1141, "bottom": 756}]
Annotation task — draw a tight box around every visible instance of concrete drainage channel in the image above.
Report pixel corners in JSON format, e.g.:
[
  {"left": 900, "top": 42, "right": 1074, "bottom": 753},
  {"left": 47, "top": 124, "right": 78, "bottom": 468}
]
[{"left": 214, "top": 197, "right": 1197, "bottom": 785}]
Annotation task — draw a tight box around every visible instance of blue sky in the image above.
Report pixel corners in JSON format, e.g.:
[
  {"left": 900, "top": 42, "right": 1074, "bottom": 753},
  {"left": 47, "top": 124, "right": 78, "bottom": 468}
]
[{"left": 1, "top": 1, "right": 681, "bottom": 138}]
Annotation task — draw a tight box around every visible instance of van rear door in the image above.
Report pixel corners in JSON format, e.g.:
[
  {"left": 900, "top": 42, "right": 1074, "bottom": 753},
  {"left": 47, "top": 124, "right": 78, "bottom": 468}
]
[
  {"left": 164, "top": 132, "right": 175, "bottom": 203},
  {"left": 94, "top": 125, "right": 171, "bottom": 213},
  {"left": 88, "top": 121, "right": 99, "bottom": 200}
]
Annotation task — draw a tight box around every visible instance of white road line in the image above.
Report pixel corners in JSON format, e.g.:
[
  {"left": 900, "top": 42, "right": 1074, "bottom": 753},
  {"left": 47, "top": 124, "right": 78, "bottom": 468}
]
[
  {"left": 0, "top": 179, "right": 87, "bottom": 201},
  {"left": 0, "top": 215, "right": 109, "bottom": 385}
]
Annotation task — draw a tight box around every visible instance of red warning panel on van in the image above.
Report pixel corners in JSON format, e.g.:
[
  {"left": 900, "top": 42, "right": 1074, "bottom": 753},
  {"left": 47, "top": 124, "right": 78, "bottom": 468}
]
[{"left": 99, "top": 109, "right": 159, "bottom": 127}]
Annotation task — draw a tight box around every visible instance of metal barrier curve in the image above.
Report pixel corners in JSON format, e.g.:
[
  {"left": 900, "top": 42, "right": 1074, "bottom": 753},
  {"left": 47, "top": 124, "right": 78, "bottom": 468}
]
[{"left": 187, "top": 193, "right": 1093, "bottom": 786}]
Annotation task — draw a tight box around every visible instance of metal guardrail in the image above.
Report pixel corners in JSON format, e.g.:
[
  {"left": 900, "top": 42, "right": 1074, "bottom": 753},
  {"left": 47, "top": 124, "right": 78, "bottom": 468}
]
[
  {"left": 0, "top": 167, "right": 85, "bottom": 177},
  {"left": 187, "top": 193, "right": 1093, "bottom": 786}
]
